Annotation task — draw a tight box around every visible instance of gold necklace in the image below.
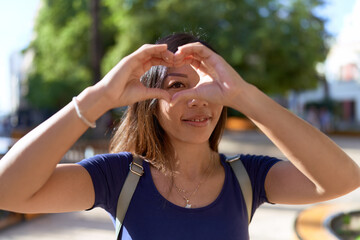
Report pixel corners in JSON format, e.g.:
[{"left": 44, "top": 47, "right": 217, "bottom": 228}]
[
  {"left": 174, "top": 182, "right": 201, "bottom": 208},
  {"left": 174, "top": 152, "right": 216, "bottom": 209}
]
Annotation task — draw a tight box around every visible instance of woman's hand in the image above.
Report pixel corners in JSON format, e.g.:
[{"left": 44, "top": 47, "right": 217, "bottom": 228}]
[
  {"left": 97, "top": 44, "right": 174, "bottom": 109},
  {"left": 170, "top": 42, "right": 249, "bottom": 110}
]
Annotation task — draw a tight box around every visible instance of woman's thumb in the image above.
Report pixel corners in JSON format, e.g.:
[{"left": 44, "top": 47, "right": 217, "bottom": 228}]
[
  {"left": 143, "top": 88, "right": 171, "bottom": 103},
  {"left": 170, "top": 89, "right": 198, "bottom": 107}
]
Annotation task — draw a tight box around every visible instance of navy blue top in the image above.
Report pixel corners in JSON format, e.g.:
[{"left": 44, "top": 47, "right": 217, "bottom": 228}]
[{"left": 77, "top": 152, "right": 281, "bottom": 240}]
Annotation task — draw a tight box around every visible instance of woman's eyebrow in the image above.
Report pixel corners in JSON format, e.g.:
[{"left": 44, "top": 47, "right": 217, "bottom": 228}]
[{"left": 165, "top": 73, "right": 188, "bottom": 79}]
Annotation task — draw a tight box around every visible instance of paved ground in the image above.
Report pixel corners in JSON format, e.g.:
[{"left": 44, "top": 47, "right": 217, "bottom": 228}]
[
  {"left": 0, "top": 130, "right": 359, "bottom": 239},
  {"left": 0, "top": 209, "right": 113, "bottom": 240}
]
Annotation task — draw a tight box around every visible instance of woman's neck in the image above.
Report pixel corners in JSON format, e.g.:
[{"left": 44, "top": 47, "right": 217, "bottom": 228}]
[
  {"left": 170, "top": 141, "right": 219, "bottom": 181},
  {"left": 149, "top": 140, "right": 225, "bottom": 209}
]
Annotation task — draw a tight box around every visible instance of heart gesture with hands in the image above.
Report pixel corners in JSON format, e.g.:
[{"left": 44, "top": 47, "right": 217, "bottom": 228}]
[
  {"left": 97, "top": 41, "right": 249, "bottom": 112},
  {"left": 171, "top": 42, "right": 249, "bottom": 110},
  {"left": 98, "top": 44, "right": 175, "bottom": 109}
]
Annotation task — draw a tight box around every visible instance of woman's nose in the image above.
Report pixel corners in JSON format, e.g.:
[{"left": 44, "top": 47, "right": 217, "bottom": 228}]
[{"left": 187, "top": 98, "right": 208, "bottom": 108}]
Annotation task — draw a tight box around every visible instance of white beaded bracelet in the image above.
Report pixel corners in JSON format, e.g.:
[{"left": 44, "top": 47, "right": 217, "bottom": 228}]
[{"left": 72, "top": 97, "right": 96, "bottom": 128}]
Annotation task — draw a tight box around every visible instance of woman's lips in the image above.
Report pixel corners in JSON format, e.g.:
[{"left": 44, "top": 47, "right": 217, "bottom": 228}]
[{"left": 181, "top": 116, "right": 211, "bottom": 127}]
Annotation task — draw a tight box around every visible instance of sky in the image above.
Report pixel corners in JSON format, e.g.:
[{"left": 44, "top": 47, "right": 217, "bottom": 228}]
[
  {"left": 0, "top": 0, "right": 358, "bottom": 115},
  {"left": 0, "top": 0, "right": 40, "bottom": 115}
]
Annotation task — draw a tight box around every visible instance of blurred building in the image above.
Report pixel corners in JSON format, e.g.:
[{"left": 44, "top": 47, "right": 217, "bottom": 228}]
[
  {"left": 9, "top": 50, "right": 34, "bottom": 114},
  {"left": 8, "top": 49, "right": 37, "bottom": 136},
  {"left": 290, "top": 0, "right": 360, "bottom": 132}
]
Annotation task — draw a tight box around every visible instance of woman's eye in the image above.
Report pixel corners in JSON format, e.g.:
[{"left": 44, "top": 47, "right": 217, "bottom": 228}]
[{"left": 168, "top": 82, "right": 185, "bottom": 89}]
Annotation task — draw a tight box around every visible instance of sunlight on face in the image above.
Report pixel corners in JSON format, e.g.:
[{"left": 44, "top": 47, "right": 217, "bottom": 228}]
[{"left": 157, "top": 65, "right": 223, "bottom": 145}]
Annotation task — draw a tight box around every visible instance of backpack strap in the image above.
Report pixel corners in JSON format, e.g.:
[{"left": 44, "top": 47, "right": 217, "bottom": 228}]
[
  {"left": 115, "top": 155, "right": 144, "bottom": 239},
  {"left": 115, "top": 154, "right": 252, "bottom": 239},
  {"left": 227, "top": 154, "right": 253, "bottom": 224}
]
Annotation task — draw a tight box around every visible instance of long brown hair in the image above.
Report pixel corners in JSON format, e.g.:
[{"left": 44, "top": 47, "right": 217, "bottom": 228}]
[{"left": 110, "top": 33, "right": 227, "bottom": 175}]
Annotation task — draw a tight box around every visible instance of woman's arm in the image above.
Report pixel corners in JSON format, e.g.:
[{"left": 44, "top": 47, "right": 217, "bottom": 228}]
[
  {"left": 171, "top": 42, "right": 360, "bottom": 204},
  {"left": 0, "top": 44, "right": 173, "bottom": 213},
  {"left": 0, "top": 87, "right": 105, "bottom": 212},
  {"left": 233, "top": 84, "right": 360, "bottom": 204}
]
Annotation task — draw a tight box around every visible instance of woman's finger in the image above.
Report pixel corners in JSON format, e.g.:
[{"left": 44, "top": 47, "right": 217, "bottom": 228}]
[
  {"left": 120, "top": 45, "right": 175, "bottom": 80},
  {"left": 185, "top": 57, "right": 219, "bottom": 82},
  {"left": 170, "top": 88, "right": 199, "bottom": 107},
  {"left": 134, "top": 44, "right": 174, "bottom": 64},
  {"left": 143, "top": 88, "right": 171, "bottom": 103},
  {"left": 175, "top": 42, "right": 211, "bottom": 58},
  {"left": 142, "top": 57, "right": 174, "bottom": 73},
  {"left": 174, "top": 42, "right": 217, "bottom": 66},
  {"left": 161, "top": 49, "right": 174, "bottom": 64}
]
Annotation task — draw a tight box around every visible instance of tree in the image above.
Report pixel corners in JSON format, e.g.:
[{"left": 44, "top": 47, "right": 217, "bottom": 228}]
[
  {"left": 26, "top": 0, "right": 116, "bottom": 110},
  {"left": 103, "top": 0, "right": 327, "bottom": 94},
  {"left": 90, "top": 0, "right": 102, "bottom": 85},
  {"left": 26, "top": 0, "right": 327, "bottom": 111}
]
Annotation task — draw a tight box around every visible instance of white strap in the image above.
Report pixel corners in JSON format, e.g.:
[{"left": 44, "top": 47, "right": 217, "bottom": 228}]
[
  {"left": 115, "top": 154, "right": 252, "bottom": 239},
  {"left": 115, "top": 156, "right": 143, "bottom": 239},
  {"left": 227, "top": 155, "right": 253, "bottom": 224}
]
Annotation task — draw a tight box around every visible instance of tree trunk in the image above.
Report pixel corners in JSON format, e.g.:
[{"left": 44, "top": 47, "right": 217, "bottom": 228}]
[{"left": 90, "top": 0, "right": 101, "bottom": 84}]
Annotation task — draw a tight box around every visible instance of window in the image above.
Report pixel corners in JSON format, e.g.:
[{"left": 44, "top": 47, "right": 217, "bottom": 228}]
[{"left": 340, "top": 63, "right": 359, "bottom": 82}]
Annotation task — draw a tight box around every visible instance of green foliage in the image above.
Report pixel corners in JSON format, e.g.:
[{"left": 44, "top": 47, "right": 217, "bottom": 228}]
[
  {"left": 103, "top": 0, "right": 327, "bottom": 94},
  {"left": 27, "top": 0, "right": 116, "bottom": 110},
  {"left": 343, "top": 213, "right": 351, "bottom": 225},
  {"left": 26, "top": 0, "right": 327, "bottom": 110}
]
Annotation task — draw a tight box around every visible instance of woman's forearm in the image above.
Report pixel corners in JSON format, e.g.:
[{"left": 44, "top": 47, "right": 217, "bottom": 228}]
[
  {"left": 0, "top": 85, "right": 109, "bottom": 207},
  {"left": 233, "top": 84, "right": 360, "bottom": 195}
]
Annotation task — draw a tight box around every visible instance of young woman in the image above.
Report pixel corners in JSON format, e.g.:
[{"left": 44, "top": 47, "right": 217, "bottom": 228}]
[{"left": 0, "top": 33, "right": 359, "bottom": 239}]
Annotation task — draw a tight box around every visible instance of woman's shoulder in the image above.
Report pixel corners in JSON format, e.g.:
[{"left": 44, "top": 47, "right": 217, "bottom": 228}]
[
  {"left": 220, "top": 153, "right": 282, "bottom": 165},
  {"left": 75, "top": 152, "right": 135, "bottom": 212},
  {"left": 81, "top": 151, "right": 132, "bottom": 161},
  {"left": 220, "top": 153, "right": 282, "bottom": 181},
  {"left": 77, "top": 151, "right": 133, "bottom": 172},
  {"left": 220, "top": 153, "right": 283, "bottom": 208}
]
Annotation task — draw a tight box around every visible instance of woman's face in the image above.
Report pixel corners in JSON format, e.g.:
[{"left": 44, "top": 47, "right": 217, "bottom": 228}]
[{"left": 157, "top": 64, "right": 223, "bottom": 145}]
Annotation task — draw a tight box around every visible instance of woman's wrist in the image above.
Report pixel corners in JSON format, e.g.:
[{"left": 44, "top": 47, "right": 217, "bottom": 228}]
[
  {"left": 72, "top": 97, "right": 96, "bottom": 128},
  {"left": 230, "top": 82, "right": 293, "bottom": 126},
  {"left": 228, "top": 82, "right": 260, "bottom": 117},
  {"left": 75, "top": 85, "right": 113, "bottom": 124}
]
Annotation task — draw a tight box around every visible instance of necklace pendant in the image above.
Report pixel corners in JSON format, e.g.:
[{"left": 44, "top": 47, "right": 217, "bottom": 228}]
[{"left": 185, "top": 200, "right": 192, "bottom": 209}]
